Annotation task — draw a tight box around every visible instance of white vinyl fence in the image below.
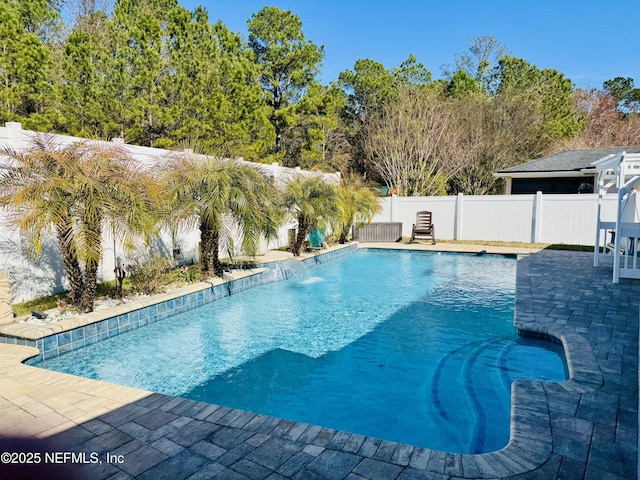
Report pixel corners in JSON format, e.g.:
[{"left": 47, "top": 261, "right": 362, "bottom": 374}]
[{"left": 374, "top": 192, "right": 640, "bottom": 246}]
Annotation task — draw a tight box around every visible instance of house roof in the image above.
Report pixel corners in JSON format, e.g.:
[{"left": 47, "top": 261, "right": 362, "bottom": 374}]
[{"left": 496, "top": 146, "right": 640, "bottom": 175}]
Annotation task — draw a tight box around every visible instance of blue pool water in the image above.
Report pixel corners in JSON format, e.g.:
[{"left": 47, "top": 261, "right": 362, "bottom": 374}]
[{"left": 38, "top": 250, "right": 567, "bottom": 453}]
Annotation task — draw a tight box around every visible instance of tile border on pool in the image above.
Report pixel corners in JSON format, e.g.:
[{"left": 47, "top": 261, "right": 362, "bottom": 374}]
[{"left": 0, "top": 244, "right": 358, "bottom": 364}]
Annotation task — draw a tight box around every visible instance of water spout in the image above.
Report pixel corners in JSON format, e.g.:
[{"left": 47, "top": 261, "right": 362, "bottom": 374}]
[{"left": 269, "top": 258, "right": 307, "bottom": 282}]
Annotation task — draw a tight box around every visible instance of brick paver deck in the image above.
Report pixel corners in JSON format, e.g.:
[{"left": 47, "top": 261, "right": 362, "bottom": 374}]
[{"left": 0, "top": 249, "right": 637, "bottom": 479}]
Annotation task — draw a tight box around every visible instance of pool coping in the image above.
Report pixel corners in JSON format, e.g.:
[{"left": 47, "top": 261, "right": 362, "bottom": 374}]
[{"left": 0, "top": 244, "right": 630, "bottom": 479}]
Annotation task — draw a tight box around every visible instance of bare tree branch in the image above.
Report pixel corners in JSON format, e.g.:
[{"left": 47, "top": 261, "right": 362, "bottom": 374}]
[{"left": 364, "top": 87, "right": 465, "bottom": 196}]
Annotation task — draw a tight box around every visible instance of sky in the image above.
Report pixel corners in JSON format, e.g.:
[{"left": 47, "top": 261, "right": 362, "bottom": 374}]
[{"left": 177, "top": 0, "right": 640, "bottom": 90}]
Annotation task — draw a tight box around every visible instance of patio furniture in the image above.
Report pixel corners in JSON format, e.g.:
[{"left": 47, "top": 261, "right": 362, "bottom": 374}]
[{"left": 410, "top": 211, "right": 436, "bottom": 244}]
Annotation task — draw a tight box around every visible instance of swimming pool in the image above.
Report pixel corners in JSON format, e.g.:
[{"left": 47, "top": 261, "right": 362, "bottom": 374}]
[{"left": 37, "top": 249, "right": 567, "bottom": 453}]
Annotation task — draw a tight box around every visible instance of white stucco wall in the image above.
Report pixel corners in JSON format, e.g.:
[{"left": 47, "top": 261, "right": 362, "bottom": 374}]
[{"left": 0, "top": 123, "right": 339, "bottom": 303}]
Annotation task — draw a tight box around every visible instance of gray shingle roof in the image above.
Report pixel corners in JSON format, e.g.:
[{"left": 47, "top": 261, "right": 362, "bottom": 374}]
[{"left": 497, "top": 146, "right": 640, "bottom": 174}]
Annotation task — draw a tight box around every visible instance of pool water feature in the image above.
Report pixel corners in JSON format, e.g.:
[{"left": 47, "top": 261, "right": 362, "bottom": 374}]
[{"left": 37, "top": 250, "right": 567, "bottom": 454}]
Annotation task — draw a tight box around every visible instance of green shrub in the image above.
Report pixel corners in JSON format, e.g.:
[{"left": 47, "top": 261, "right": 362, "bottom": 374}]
[{"left": 128, "top": 255, "right": 175, "bottom": 295}]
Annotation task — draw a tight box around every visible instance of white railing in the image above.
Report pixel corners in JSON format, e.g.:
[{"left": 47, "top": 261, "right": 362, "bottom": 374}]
[{"left": 592, "top": 151, "right": 640, "bottom": 282}]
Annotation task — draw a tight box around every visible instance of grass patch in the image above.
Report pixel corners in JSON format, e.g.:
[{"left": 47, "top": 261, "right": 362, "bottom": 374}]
[
  {"left": 12, "top": 294, "right": 66, "bottom": 318},
  {"left": 544, "top": 243, "right": 593, "bottom": 252},
  {"left": 403, "top": 238, "right": 593, "bottom": 252},
  {"left": 435, "top": 239, "right": 549, "bottom": 248}
]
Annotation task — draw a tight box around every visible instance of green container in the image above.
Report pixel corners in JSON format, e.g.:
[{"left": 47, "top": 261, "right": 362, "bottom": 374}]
[{"left": 308, "top": 228, "right": 325, "bottom": 248}]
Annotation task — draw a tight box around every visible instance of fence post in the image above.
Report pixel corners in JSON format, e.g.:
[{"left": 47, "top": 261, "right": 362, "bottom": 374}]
[
  {"left": 390, "top": 194, "right": 397, "bottom": 222},
  {"left": 531, "top": 191, "right": 543, "bottom": 243},
  {"left": 454, "top": 193, "right": 463, "bottom": 240}
]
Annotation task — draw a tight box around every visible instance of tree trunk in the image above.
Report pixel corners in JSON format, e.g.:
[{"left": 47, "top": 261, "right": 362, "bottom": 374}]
[
  {"left": 338, "top": 223, "right": 349, "bottom": 244},
  {"left": 55, "top": 222, "right": 84, "bottom": 305},
  {"left": 200, "top": 226, "right": 216, "bottom": 277},
  {"left": 76, "top": 216, "right": 103, "bottom": 313},
  {"left": 77, "top": 263, "right": 98, "bottom": 313},
  {"left": 291, "top": 216, "right": 310, "bottom": 256},
  {"left": 212, "top": 231, "right": 224, "bottom": 277}
]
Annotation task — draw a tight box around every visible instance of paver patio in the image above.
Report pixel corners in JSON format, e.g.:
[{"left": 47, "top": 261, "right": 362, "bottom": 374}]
[{"left": 0, "top": 247, "right": 637, "bottom": 479}]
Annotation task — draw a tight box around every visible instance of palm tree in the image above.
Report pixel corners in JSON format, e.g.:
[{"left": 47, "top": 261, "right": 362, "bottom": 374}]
[
  {"left": 335, "top": 174, "right": 381, "bottom": 243},
  {"left": 283, "top": 175, "right": 339, "bottom": 256},
  {"left": 0, "top": 135, "right": 158, "bottom": 313},
  {"left": 161, "top": 150, "right": 281, "bottom": 277}
]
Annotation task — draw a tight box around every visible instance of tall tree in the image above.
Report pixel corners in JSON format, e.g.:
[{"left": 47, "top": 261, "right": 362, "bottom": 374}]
[
  {"left": 281, "top": 82, "right": 348, "bottom": 170},
  {"left": 442, "top": 54, "right": 583, "bottom": 194},
  {"left": 0, "top": 0, "right": 61, "bottom": 130},
  {"left": 603, "top": 77, "right": 640, "bottom": 111},
  {"left": 391, "top": 54, "right": 432, "bottom": 87},
  {"left": 15, "top": 0, "right": 62, "bottom": 41},
  {"left": 448, "top": 93, "right": 549, "bottom": 194},
  {"left": 495, "top": 56, "right": 583, "bottom": 144},
  {"left": 248, "top": 6, "right": 324, "bottom": 155},
  {"left": 339, "top": 56, "right": 433, "bottom": 177},
  {"left": 107, "top": 0, "right": 180, "bottom": 145},
  {"left": 445, "top": 70, "right": 484, "bottom": 98},
  {"left": 364, "top": 86, "right": 463, "bottom": 196},
  {"left": 163, "top": 11, "right": 272, "bottom": 156},
  {"left": 61, "top": 0, "right": 273, "bottom": 153},
  {"left": 66, "top": 0, "right": 113, "bottom": 22},
  {"left": 340, "top": 55, "right": 432, "bottom": 121},
  {"left": 339, "top": 59, "right": 398, "bottom": 122},
  {"left": 0, "top": 135, "right": 157, "bottom": 312},
  {"left": 59, "top": 10, "right": 114, "bottom": 138},
  {"left": 444, "top": 35, "right": 507, "bottom": 93},
  {"left": 563, "top": 88, "right": 640, "bottom": 148}
]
